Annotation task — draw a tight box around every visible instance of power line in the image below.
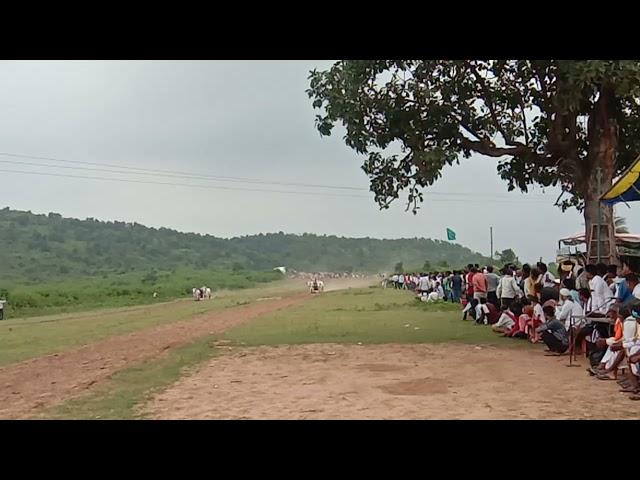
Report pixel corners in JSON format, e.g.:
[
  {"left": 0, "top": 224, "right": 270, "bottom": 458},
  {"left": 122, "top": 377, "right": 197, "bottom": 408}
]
[
  {"left": 0, "top": 151, "right": 552, "bottom": 199},
  {"left": 0, "top": 152, "right": 366, "bottom": 191},
  {"left": 0, "top": 167, "right": 554, "bottom": 204},
  {"left": 0, "top": 168, "right": 370, "bottom": 199}
]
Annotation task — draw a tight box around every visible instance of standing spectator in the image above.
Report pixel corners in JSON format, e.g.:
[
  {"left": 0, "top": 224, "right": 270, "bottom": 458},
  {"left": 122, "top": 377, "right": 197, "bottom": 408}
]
[
  {"left": 451, "top": 270, "right": 462, "bottom": 303},
  {"left": 520, "top": 264, "right": 531, "bottom": 291},
  {"left": 463, "top": 266, "right": 475, "bottom": 320},
  {"left": 585, "top": 264, "right": 614, "bottom": 314},
  {"left": 537, "top": 262, "right": 556, "bottom": 288},
  {"left": 513, "top": 269, "right": 523, "bottom": 291},
  {"left": 497, "top": 268, "right": 522, "bottom": 309},
  {"left": 472, "top": 267, "right": 487, "bottom": 301},
  {"left": 485, "top": 266, "right": 500, "bottom": 308},
  {"left": 576, "top": 266, "right": 590, "bottom": 291},
  {"left": 524, "top": 268, "right": 539, "bottom": 298}
]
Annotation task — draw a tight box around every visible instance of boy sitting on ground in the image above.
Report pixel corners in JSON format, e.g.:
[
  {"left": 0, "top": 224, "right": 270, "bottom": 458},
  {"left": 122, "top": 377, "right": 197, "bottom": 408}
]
[
  {"left": 536, "top": 305, "right": 569, "bottom": 354},
  {"left": 475, "top": 297, "right": 499, "bottom": 325},
  {"left": 492, "top": 304, "right": 517, "bottom": 333},
  {"left": 526, "top": 295, "right": 545, "bottom": 343}
]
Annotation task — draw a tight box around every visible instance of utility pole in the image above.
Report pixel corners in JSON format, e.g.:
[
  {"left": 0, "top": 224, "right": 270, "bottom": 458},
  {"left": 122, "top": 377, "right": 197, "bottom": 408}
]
[
  {"left": 490, "top": 226, "right": 494, "bottom": 262},
  {"left": 596, "top": 167, "right": 602, "bottom": 264}
]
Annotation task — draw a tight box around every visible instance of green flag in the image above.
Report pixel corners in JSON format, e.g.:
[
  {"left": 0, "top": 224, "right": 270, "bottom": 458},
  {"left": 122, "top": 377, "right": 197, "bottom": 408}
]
[{"left": 446, "top": 228, "right": 456, "bottom": 241}]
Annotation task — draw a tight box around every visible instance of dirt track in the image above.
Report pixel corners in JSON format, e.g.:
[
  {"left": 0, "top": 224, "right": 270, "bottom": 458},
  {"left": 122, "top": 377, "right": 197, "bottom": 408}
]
[
  {"left": 0, "top": 293, "right": 309, "bottom": 419},
  {"left": 146, "top": 343, "right": 640, "bottom": 420}
]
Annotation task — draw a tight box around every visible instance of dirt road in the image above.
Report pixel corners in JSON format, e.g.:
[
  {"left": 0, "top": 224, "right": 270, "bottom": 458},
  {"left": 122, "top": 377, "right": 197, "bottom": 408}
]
[
  {"left": 0, "top": 293, "right": 309, "bottom": 419},
  {"left": 146, "top": 343, "right": 639, "bottom": 420}
]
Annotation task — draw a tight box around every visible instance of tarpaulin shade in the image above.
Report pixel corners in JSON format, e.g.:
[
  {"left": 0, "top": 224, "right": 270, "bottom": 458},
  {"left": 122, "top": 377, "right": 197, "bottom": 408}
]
[{"left": 601, "top": 155, "right": 640, "bottom": 205}]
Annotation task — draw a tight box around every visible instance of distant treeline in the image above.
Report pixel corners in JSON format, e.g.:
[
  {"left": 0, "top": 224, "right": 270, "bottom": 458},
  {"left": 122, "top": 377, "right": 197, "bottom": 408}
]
[{"left": 0, "top": 207, "right": 495, "bottom": 283}]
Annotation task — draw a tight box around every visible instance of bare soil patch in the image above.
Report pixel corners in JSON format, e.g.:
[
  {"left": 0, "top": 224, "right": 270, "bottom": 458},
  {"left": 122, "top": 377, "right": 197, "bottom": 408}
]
[{"left": 146, "top": 343, "right": 640, "bottom": 419}]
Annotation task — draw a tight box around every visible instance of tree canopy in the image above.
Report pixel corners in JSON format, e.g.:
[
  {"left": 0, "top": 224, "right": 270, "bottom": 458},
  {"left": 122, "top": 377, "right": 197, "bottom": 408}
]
[{"left": 307, "top": 61, "right": 640, "bottom": 261}]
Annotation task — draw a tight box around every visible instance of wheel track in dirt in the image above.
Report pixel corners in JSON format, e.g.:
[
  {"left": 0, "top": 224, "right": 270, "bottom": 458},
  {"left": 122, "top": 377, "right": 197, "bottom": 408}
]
[{"left": 0, "top": 292, "right": 310, "bottom": 419}]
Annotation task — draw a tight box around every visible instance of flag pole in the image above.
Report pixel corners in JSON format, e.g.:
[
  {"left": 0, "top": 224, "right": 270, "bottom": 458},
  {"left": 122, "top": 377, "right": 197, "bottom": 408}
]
[{"left": 490, "top": 226, "right": 493, "bottom": 261}]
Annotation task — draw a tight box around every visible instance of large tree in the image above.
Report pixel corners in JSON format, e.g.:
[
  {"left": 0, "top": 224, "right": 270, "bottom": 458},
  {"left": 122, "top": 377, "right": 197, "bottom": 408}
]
[{"left": 307, "top": 61, "right": 640, "bottom": 263}]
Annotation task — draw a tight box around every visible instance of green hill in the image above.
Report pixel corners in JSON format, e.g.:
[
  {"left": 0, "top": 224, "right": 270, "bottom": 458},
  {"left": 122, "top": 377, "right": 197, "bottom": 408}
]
[{"left": 0, "top": 207, "right": 494, "bottom": 283}]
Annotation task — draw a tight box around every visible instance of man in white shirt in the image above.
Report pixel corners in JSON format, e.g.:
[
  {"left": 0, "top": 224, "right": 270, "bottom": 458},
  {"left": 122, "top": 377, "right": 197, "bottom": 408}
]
[
  {"left": 537, "top": 262, "right": 557, "bottom": 288},
  {"left": 585, "top": 264, "right": 614, "bottom": 314},
  {"left": 557, "top": 288, "right": 585, "bottom": 330},
  {"left": 496, "top": 268, "right": 522, "bottom": 308}
]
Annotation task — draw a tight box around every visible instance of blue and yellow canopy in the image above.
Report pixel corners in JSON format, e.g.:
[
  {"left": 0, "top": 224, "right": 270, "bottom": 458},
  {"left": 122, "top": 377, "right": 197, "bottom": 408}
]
[{"left": 601, "top": 155, "right": 640, "bottom": 205}]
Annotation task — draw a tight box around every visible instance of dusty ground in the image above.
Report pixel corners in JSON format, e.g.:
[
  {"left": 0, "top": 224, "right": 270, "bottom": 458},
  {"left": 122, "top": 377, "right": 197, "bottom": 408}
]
[
  {"left": 0, "top": 293, "right": 309, "bottom": 419},
  {"left": 146, "top": 343, "right": 640, "bottom": 420}
]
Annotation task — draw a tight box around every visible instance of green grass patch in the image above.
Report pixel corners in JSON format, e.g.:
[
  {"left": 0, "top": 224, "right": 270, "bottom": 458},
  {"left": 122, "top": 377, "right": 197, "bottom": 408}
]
[
  {"left": 0, "top": 280, "right": 302, "bottom": 367},
  {"left": 0, "top": 267, "right": 283, "bottom": 319},
  {"left": 41, "top": 335, "right": 219, "bottom": 419},
  {"left": 222, "top": 288, "right": 525, "bottom": 347}
]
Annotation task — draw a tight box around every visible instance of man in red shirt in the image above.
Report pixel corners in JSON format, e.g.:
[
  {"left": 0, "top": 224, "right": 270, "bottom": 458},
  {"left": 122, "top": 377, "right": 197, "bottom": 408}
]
[{"left": 472, "top": 267, "right": 488, "bottom": 301}]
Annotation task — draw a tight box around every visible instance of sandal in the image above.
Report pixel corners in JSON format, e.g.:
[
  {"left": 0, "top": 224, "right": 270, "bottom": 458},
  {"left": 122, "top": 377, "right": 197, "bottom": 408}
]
[
  {"left": 629, "top": 394, "right": 640, "bottom": 401},
  {"left": 619, "top": 387, "right": 639, "bottom": 393},
  {"left": 596, "top": 373, "right": 616, "bottom": 381}
]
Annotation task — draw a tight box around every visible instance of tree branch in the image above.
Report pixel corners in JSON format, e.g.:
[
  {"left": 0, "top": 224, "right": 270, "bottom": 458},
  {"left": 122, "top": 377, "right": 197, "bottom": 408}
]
[
  {"left": 468, "top": 64, "right": 515, "bottom": 146},
  {"left": 460, "top": 138, "right": 528, "bottom": 157},
  {"left": 517, "top": 92, "right": 530, "bottom": 146}
]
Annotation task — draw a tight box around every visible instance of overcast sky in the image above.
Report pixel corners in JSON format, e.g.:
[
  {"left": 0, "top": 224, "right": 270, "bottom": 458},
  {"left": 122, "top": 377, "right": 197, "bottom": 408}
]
[{"left": 0, "top": 60, "right": 635, "bottom": 264}]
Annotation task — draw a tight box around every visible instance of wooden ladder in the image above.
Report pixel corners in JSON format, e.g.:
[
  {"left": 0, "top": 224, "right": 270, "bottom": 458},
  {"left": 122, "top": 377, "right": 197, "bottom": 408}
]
[{"left": 587, "top": 224, "right": 612, "bottom": 264}]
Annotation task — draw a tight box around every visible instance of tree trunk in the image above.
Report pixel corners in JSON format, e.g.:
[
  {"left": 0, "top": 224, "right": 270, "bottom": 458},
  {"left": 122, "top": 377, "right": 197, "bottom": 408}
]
[{"left": 584, "top": 85, "right": 618, "bottom": 265}]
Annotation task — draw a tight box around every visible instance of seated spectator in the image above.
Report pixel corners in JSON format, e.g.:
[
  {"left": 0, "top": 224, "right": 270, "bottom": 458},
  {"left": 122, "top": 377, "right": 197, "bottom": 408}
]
[
  {"left": 539, "top": 281, "right": 559, "bottom": 305},
  {"left": 621, "top": 273, "right": 640, "bottom": 308},
  {"left": 424, "top": 290, "right": 440, "bottom": 303},
  {"left": 526, "top": 295, "right": 546, "bottom": 343},
  {"left": 620, "top": 309, "right": 640, "bottom": 398},
  {"left": 492, "top": 304, "right": 518, "bottom": 334},
  {"left": 579, "top": 288, "right": 595, "bottom": 317},
  {"left": 536, "top": 305, "right": 569, "bottom": 354},
  {"left": 562, "top": 277, "right": 581, "bottom": 304},
  {"left": 462, "top": 297, "right": 478, "bottom": 319},
  {"left": 557, "top": 288, "right": 584, "bottom": 331},
  {"left": 510, "top": 298, "right": 524, "bottom": 318},
  {"left": 588, "top": 307, "right": 628, "bottom": 378},
  {"left": 506, "top": 304, "right": 533, "bottom": 339},
  {"left": 475, "top": 297, "right": 499, "bottom": 325},
  {"left": 595, "top": 307, "right": 640, "bottom": 391}
]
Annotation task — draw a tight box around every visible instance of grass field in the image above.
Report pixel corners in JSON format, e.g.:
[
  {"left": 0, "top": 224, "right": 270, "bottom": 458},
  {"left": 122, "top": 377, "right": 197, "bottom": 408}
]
[
  {"left": 221, "top": 287, "right": 513, "bottom": 347},
  {"left": 0, "top": 267, "right": 283, "bottom": 318},
  {"left": 0, "top": 279, "right": 301, "bottom": 367}
]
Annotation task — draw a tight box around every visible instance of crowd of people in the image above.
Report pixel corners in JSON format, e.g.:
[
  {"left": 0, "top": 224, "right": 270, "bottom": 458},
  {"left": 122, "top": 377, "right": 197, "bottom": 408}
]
[{"left": 389, "top": 260, "right": 640, "bottom": 401}]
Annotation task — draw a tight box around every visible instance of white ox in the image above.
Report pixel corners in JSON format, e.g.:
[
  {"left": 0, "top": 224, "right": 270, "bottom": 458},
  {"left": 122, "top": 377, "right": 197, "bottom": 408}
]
[{"left": 308, "top": 280, "right": 324, "bottom": 293}]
